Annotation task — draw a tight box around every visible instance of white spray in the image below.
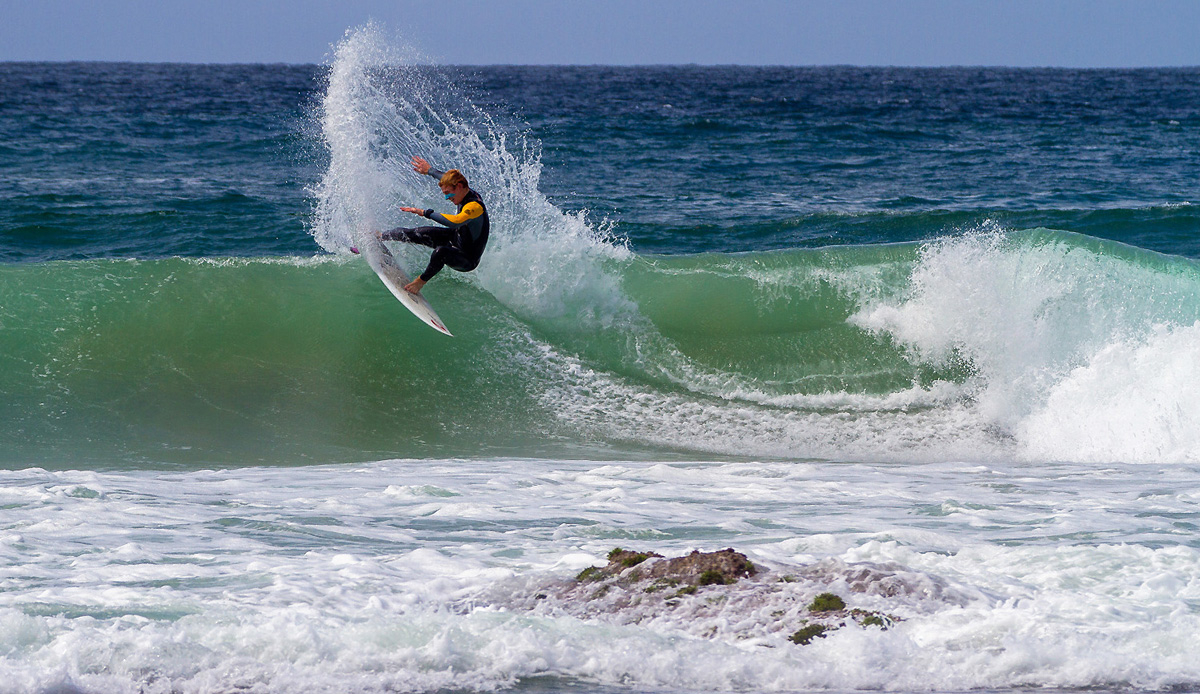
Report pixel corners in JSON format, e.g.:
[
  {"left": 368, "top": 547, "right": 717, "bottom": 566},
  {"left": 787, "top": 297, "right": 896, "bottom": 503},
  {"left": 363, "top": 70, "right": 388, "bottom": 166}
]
[{"left": 311, "top": 24, "right": 633, "bottom": 325}]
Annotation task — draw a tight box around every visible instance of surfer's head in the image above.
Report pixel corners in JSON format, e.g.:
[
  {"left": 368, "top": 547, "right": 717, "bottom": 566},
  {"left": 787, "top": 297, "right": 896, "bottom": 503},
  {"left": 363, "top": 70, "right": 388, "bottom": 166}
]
[
  {"left": 439, "top": 169, "right": 470, "bottom": 204},
  {"left": 439, "top": 169, "right": 468, "bottom": 190}
]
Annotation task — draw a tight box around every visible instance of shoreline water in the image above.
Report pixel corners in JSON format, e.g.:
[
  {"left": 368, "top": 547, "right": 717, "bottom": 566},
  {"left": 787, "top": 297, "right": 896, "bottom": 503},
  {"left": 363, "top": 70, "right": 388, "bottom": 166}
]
[{"left": 4, "top": 458, "right": 1200, "bottom": 692}]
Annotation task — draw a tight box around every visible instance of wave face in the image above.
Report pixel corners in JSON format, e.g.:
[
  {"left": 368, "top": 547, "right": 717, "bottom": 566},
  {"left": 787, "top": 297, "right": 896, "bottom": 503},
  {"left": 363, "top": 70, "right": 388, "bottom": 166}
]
[{"left": 4, "top": 228, "right": 1198, "bottom": 467}]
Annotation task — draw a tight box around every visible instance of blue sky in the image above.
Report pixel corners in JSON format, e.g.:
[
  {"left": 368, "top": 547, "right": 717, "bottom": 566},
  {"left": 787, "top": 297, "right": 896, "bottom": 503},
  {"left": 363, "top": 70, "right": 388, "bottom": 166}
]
[{"left": 3, "top": 0, "right": 1198, "bottom": 67}]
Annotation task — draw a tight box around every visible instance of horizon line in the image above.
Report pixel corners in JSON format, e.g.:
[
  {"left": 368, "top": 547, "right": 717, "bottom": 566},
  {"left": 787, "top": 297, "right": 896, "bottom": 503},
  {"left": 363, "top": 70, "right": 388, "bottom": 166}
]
[{"left": 3, "top": 60, "right": 1200, "bottom": 70}]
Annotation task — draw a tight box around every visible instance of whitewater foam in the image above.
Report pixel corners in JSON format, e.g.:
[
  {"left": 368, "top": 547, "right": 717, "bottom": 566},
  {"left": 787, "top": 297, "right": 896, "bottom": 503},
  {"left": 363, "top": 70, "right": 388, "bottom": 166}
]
[
  {"left": 849, "top": 229, "right": 1200, "bottom": 463},
  {"left": 1019, "top": 321, "right": 1200, "bottom": 463},
  {"left": 4, "top": 460, "right": 1200, "bottom": 693},
  {"left": 517, "top": 328, "right": 1003, "bottom": 462}
]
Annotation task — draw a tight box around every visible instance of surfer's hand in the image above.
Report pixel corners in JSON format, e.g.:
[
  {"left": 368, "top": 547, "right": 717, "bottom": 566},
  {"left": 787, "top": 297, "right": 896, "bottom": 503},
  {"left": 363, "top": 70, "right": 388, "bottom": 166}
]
[
  {"left": 400, "top": 206, "right": 423, "bottom": 215},
  {"left": 411, "top": 156, "right": 430, "bottom": 175},
  {"left": 404, "top": 277, "right": 426, "bottom": 294}
]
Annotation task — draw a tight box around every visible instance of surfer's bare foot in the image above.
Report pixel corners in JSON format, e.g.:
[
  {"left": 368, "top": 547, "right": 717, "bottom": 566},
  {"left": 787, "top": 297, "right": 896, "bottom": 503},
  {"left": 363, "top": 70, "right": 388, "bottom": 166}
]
[{"left": 404, "top": 278, "right": 425, "bottom": 294}]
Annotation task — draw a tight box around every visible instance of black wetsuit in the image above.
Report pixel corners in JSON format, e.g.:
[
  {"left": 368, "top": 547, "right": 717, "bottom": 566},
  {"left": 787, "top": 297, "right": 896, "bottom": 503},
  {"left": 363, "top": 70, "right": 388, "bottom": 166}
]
[{"left": 382, "top": 168, "right": 490, "bottom": 282}]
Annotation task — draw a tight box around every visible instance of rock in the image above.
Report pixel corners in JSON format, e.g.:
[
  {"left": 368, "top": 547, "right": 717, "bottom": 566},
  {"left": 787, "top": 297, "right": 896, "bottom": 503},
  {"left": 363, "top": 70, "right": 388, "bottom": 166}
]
[
  {"left": 476, "top": 547, "right": 923, "bottom": 648},
  {"left": 641, "top": 548, "right": 757, "bottom": 586},
  {"left": 574, "top": 547, "right": 755, "bottom": 588},
  {"left": 607, "top": 547, "right": 662, "bottom": 569},
  {"left": 789, "top": 623, "right": 829, "bottom": 645},
  {"left": 562, "top": 548, "right": 897, "bottom": 645}
]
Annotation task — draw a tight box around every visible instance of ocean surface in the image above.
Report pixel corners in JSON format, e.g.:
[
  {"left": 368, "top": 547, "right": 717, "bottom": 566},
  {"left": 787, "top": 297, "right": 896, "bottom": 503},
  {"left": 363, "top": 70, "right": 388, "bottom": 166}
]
[{"left": 3, "top": 26, "right": 1200, "bottom": 694}]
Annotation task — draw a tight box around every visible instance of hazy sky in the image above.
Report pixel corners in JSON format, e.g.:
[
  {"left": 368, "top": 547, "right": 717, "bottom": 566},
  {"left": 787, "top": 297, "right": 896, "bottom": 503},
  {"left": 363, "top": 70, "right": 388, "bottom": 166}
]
[{"left": 3, "top": 0, "right": 1198, "bottom": 67}]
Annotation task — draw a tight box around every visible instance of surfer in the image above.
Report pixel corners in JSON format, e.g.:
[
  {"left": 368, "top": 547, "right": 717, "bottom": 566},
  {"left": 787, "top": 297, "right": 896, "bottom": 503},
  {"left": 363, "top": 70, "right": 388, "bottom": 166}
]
[{"left": 382, "top": 156, "right": 490, "bottom": 294}]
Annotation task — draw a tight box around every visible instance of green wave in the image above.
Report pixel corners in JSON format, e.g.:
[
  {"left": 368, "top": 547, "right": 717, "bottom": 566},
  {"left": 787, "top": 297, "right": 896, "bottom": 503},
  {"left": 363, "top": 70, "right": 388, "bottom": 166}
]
[
  {"left": 4, "top": 230, "right": 1198, "bottom": 467},
  {"left": 1, "top": 256, "right": 543, "bottom": 467}
]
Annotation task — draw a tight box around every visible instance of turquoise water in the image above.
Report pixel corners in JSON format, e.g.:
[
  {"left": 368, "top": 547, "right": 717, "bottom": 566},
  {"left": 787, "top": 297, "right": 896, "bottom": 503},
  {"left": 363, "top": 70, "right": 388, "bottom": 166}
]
[
  {"left": 4, "top": 231, "right": 1199, "bottom": 467},
  {"left": 3, "top": 26, "right": 1200, "bottom": 694}
]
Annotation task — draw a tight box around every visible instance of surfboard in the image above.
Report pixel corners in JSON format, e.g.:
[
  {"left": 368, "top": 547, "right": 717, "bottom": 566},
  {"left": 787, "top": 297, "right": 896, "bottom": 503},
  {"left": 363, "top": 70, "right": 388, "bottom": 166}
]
[{"left": 357, "top": 230, "right": 453, "bottom": 336}]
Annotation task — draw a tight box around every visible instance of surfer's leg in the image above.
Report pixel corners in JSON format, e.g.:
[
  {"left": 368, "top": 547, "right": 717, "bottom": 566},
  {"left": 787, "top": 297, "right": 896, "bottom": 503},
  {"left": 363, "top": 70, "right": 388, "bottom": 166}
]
[
  {"left": 382, "top": 226, "right": 452, "bottom": 249},
  {"left": 420, "top": 246, "right": 477, "bottom": 282},
  {"left": 380, "top": 227, "right": 416, "bottom": 242}
]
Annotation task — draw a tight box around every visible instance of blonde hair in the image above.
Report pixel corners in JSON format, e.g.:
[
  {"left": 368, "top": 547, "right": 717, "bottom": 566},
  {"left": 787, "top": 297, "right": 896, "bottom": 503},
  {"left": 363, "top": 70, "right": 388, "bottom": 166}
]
[{"left": 439, "top": 169, "right": 468, "bottom": 189}]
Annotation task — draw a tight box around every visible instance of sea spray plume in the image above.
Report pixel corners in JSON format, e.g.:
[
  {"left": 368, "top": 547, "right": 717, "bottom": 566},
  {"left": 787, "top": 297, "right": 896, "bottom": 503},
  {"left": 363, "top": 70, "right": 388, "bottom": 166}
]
[
  {"left": 312, "top": 25, "right": 415, "bottom": 248},
  {"left": 311, "top": 25, "right": 633, "bottom": 325}
]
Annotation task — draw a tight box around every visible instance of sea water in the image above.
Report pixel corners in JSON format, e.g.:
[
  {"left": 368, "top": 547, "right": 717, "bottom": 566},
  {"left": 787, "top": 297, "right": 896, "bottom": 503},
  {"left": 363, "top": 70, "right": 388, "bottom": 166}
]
[{"left": 2, "top": 25, "right": 1200, "bottom": 693}]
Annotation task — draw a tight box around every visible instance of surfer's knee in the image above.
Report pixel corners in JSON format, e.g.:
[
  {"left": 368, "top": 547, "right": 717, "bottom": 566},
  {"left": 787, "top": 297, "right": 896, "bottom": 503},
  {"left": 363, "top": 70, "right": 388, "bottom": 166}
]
[{"left": 380, "top": 227, "right": 413, "bottom": 242}]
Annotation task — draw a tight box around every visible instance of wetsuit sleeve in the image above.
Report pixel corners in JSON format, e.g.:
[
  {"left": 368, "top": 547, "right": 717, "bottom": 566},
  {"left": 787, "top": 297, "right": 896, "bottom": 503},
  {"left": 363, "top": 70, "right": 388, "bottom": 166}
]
[
  {"left": 426, "top": 168, "right": 445, "bottom": 180},
  {"left": 428, "top": 201, "right": 484, "bottom": 228}
]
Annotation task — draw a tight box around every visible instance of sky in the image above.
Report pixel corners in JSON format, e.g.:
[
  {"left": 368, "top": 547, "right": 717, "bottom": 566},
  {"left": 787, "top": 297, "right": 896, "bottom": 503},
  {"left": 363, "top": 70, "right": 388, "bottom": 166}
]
[{"left": 2, "top": 0, "right": 1199, "bottom": 67}]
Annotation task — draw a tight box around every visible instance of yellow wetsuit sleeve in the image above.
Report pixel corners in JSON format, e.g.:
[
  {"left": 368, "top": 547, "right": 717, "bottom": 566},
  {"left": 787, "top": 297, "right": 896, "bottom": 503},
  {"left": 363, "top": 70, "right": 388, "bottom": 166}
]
[{"left": 431, "top": 201, "right": 484, "bottom": 226}]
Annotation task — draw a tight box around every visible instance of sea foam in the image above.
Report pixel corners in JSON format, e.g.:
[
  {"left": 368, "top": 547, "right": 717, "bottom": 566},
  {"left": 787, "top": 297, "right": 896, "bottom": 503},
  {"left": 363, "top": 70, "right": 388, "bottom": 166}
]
[{"left": 3, "top": 460, "right": 1200, "bottom": 693}]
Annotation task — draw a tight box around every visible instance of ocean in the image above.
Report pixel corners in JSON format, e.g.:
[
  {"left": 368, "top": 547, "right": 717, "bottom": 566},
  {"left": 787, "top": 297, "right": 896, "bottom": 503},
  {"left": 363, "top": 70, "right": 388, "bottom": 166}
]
[{"left": 2, "top": 25, "right": 1200, "bottom": 694}]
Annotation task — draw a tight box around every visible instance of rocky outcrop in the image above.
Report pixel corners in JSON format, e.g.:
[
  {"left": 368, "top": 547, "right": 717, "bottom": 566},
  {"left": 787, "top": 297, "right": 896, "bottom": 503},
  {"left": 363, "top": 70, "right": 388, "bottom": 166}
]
[
  {"left": 576, "top": 547, "right": 756, "bottom": 588},
  {"left": 558, "top": 547, "right": 900, "bottom": 645}
]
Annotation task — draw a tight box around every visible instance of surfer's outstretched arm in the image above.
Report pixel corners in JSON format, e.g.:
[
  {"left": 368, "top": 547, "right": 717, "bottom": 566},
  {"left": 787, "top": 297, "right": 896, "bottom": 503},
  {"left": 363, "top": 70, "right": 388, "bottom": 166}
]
[
  {"left": 398, "top": 203, "right": 483, "bottom": 231},
  {"left": 411, "top": 156, "right": 445, "bottom": 180}
]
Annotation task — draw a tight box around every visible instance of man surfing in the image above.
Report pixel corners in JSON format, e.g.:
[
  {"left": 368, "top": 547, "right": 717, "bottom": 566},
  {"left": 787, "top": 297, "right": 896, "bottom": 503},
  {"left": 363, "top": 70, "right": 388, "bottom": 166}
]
[{"left": 367, "top": 156, "right": 490, "bottom": 295}]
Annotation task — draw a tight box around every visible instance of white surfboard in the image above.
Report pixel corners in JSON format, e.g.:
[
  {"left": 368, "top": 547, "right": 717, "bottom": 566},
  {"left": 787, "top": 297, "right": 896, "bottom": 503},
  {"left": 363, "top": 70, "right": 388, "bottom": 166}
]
[{"left": 357, "top": 230, "right": 452, "bottom": 336}]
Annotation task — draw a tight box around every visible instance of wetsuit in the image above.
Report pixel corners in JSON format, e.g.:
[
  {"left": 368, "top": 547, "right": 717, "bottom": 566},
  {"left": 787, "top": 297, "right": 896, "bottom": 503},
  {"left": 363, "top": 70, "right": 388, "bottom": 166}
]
[{"left": 382, "top": 167, "right": 489, "bottom": 282}]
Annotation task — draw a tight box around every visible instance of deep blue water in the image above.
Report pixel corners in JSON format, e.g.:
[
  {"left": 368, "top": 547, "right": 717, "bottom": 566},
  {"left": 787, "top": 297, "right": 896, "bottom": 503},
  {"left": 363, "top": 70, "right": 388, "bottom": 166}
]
[{"left": 3, "top": 63, "right": 1200, "bottom": 263}]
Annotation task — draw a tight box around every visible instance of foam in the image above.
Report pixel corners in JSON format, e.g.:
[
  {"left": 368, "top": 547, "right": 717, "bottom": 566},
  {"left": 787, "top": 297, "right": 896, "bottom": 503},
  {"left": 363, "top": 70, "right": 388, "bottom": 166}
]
[
  {"left": 850, "top": 229, "right": 1200, "bottom": 463},
  {"left": 510, "top": 327, "right": 1002, "bottom": 463},
  {"left": 5, "top": 461, "right": 1200, "bottom": 692},
  {"left": 1019, "top": 321, "right": 1200, "bottom": 463}
]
